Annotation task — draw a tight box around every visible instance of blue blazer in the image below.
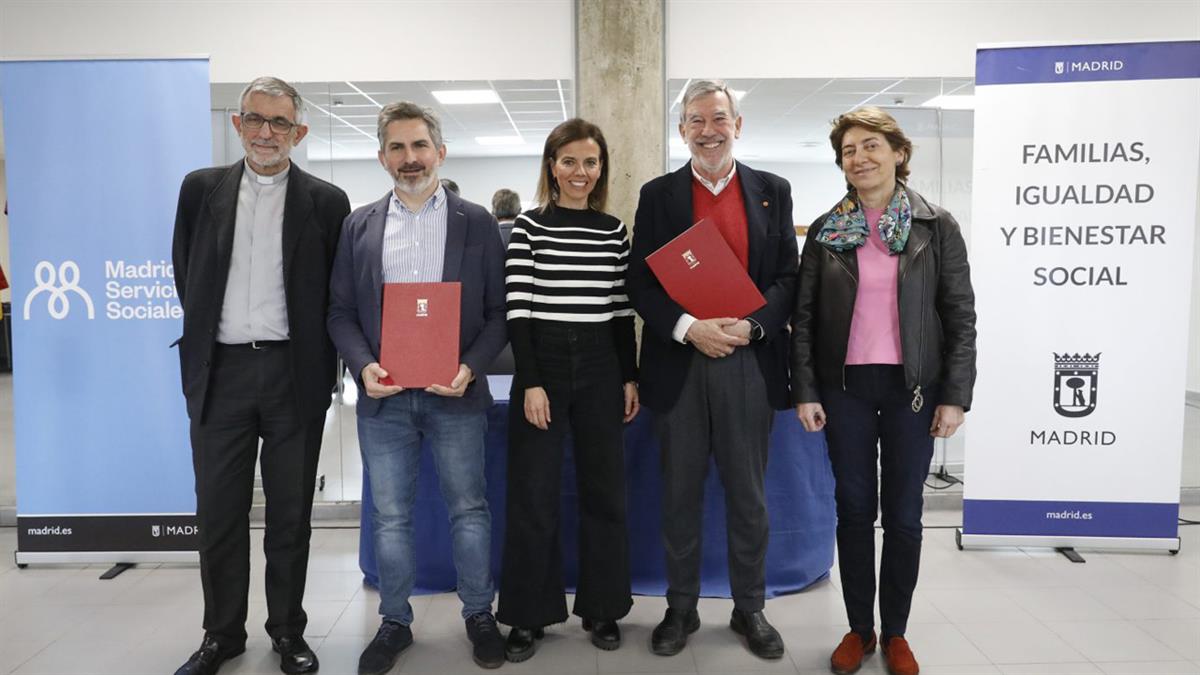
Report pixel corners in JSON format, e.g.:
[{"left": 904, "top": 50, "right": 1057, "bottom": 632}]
[{"left": 327, "top": 189, "right": 508, "bottom": 416}]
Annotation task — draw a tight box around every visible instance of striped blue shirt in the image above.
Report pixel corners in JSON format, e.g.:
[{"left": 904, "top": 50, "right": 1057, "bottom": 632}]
[{"left": 382, "top": 185, "right": 447, "bottom": 283}]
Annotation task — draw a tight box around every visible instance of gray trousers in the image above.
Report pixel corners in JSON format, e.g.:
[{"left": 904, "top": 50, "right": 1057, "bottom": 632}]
[{"left": 654, "top": 347, "right": 773, "bottom": 612}]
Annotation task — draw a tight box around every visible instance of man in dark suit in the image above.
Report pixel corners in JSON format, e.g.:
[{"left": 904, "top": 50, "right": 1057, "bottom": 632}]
[
  {"left": 627, "top": 80, "right": 798, "bottom": 660},
  {"left": 326, "top": 101, "right": 508, "bottom": 674},
  {"left": 172, "top": 76, "right": 350, "bottom": 675}
]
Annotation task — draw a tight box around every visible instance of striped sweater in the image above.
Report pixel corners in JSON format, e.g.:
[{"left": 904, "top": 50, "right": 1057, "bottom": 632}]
[{"left": 504, "top": 205, "right": 637, "bottom": 387}]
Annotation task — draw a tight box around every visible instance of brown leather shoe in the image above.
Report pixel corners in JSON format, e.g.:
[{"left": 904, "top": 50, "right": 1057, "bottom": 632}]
[
  {"left": 881, "top": 636, "right": 919, "bottom": 675},
  {"left": 830, "top": 630, "right": 876, "bottom": 674}
]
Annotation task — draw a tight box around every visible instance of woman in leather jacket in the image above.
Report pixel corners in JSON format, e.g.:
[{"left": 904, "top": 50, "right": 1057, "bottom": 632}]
[{"left": 789, "top": 107, "right": 976, "bottom": 675}]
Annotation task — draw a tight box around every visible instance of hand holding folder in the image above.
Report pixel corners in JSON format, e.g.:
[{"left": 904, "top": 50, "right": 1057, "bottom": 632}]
[{"left": 379, "top": 282, "right": 461, "bottom": 388}]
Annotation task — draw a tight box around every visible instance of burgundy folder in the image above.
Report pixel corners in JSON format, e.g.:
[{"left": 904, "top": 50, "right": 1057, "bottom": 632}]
[
  {"left": 380, "top": 282, "right": 461, "bottom": 387},
  {"left": 645, "top": 219, "right": 766, "bottom": 319}
]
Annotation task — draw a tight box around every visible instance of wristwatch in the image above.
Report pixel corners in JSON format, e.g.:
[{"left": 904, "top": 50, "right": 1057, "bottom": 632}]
[{"left": 748, "top": 318, "right": 765, "bottom": 341}]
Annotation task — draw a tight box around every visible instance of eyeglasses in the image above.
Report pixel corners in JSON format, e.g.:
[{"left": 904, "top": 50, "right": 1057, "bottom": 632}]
[{"left": 238, "top": 112, "right": 298, "bottom": 135}]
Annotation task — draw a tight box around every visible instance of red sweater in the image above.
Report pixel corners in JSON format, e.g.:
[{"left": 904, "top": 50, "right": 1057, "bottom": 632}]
[{"left": 692, "top": 171, "right": 749, "bottom": 270}]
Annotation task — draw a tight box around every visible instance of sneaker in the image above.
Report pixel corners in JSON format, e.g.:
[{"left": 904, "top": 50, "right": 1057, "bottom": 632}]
[
  {"left": 881, "top": 636, "right": 919, "bottom": 675},
  {"left": 358, "top": 621, "right": 412, "bottom": 675},
  {"left": 831, "top": 630, "right": 877, "bottom": 674},
  {"left": 465, "top": 612, "right": 505, "bottom": 669}
]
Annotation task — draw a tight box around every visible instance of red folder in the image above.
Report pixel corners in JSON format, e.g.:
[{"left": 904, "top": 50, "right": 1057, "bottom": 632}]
[
  {"left": 645, "top": 219, "right": 766, "bottom": 319},
  {"left": 380, "top": 282, "right": 461, "bottom": 387}
]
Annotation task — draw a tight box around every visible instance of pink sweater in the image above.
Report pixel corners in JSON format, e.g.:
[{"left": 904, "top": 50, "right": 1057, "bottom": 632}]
[{"left": 845, "top": 207, "right": 902, "bottom": 365}]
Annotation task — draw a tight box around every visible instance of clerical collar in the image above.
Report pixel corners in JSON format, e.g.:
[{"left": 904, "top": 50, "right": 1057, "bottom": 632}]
[{"left": 244, "top": 160, "right": 290, "bottom": 185}]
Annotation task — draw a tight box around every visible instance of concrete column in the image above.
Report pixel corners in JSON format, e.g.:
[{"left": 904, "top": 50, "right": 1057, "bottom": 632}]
[{"left": 575, "top": 0, "right": 666, "bottom": 229}]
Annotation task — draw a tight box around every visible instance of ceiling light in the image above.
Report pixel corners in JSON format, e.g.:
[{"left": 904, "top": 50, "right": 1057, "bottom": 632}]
[
  {"left": 433, "top": 89, "right": 500, "bottom": 105},
  {"left": 475, "top": 135, "right": 524, "bottom": 146},
  {"left": 921, "top": 94, "right": 975, "bottom": 110}
]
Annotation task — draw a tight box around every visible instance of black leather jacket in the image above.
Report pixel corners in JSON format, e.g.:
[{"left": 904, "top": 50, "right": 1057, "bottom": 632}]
[{"left": 789, "top": 187, "right": 977, "bottom": 410}]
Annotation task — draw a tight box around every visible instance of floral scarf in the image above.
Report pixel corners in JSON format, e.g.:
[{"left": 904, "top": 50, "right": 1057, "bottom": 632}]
[{"left": 814, "top": 187, "right": 912, "bottom": 255}]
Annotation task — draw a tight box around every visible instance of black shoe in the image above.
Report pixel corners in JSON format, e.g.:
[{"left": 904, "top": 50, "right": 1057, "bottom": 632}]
[
  {"left": 358, "top": 621, "right": 412, "bottom": 675},
  {"left": 174, "top": 636, "right": 245, "bottom": 675},
  {"left": 730, "top": 609, "right": 785, "bottom": 659},
  {"left": 465, "top": 612, "right": 505, "bottom": 669},
  {"left": 582, "top": 618, "right": 621, "bottom": 650},
  {"left": 272, "top": 635, "right": 319, "bottom": 674},
  {"left": 504, "top": 626, "right": 544, "bottom": 663},
  {"left": 650, "top": 608, "right": 700, "bottom": 656}
]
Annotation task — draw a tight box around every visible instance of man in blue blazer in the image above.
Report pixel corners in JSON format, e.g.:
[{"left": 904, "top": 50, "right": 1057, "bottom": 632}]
[{"left": 326, "top": 102, "right": 507, "bottom": 674}]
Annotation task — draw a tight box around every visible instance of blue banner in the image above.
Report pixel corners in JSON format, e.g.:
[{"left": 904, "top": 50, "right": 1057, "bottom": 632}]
[
  {"left": 977, "top": 40, "right": 1200, "bottom": 86},
  {"left": 964, "top": 499, "right": 1179, "bottom": 539},
  {"left": 1, "top": 59, "right": 211, "bottom": 556}
]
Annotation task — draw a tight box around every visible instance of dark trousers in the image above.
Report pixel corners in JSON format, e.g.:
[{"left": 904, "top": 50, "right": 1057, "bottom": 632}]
[
  {"left": 822, "top": 365, "right": 936, "bottom": 639},
  {"left": 497, "top": 321, "right": 632, "bottom": 628},
  {"left": 190, "top": 342, "right": 325, "bottom": 649},
  {"left": 654, "top": 348, "right": 773, "bottom": 612}
]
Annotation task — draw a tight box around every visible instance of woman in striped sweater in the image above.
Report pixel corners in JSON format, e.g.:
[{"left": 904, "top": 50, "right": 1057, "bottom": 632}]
[{"left": 496, "top": 118, "right": 639, "bottom": 662}]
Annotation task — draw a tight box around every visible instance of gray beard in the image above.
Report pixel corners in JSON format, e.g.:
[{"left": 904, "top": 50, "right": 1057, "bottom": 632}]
[{"left": 394, "top": 173, "right": 436, "bottom": 195}]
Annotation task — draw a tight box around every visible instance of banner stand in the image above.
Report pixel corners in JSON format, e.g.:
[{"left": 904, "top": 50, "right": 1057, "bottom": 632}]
[
  {"left": 955, "top": 531, "right": 1181, "bottom": 557},
  {"left": 961, "top": 40, "right": 1200, "bottom": 555},
  {"left": 16, "top": 550, "right": 199, "bottom": 568},
  {"left": 2, "top": 57, "right": 211, "bottom": 566}
]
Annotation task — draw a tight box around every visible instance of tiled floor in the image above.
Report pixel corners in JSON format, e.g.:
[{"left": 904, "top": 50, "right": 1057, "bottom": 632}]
[{"left": 2, "top": 506, "right": 1198, "bottom": 675}]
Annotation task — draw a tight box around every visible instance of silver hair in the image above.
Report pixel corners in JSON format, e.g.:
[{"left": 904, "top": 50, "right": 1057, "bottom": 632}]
[
  {"left": 377, "top": 101, "right": 444, "bottom": 150},
  {"left": 238, "top": 76, "right": 305, "bottom": 122},
  {"left": 678, "top": 79, "right": 739, "bottom": 125}
]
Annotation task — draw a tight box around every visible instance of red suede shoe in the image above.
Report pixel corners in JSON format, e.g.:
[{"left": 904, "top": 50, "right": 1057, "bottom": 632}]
[
  {"left": 881, "top": 636, "right": 919, "bottom": 675},
  {"left": 830, "top": 630, "right": 876, "bottom": 674}
]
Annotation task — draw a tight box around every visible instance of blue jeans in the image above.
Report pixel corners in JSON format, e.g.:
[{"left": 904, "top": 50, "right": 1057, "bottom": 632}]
[{"left": 358, "top": 390, "right": 493, "bottom": 625}]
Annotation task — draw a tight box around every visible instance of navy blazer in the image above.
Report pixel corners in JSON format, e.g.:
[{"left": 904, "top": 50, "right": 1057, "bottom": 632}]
[
  {"left": 327, "top": 189, "right": 508, "bottom": 416},
  {"left": 627, "top": 161, "right": 799, "bottom": 412}
]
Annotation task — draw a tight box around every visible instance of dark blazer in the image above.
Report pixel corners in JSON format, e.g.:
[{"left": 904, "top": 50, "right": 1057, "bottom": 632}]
[
  {"left": 172, "top": 161, "right": 351, "bottom": 421},
  {"left": 627, "top": 161, "right": 799, "bottom": 412},
  {"left": 327, "top": 189, "right": 508, "bottom": 417},
  {"left": 790, "top": 187, "right": 977, "bottom": 409}
]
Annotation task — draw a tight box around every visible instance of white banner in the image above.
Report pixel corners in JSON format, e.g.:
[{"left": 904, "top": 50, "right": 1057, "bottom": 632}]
[{"left": 963, "top": 41, "right": 1200, "bottom": 545}]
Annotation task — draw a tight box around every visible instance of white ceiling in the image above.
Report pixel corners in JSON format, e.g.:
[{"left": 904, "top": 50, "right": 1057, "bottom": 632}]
[
  {"left": 212, "top": 79, "right": 576, "bottom": 161},
  {"left": 667, "top": 77, "right": 975, "bottom": 163},
  {"left": 0, "top": 77, "right": 973, "bottom": 163}
]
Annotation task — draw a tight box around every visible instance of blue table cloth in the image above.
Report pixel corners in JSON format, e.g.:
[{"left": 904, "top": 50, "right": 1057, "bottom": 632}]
[{"left": 358, "top": 406, "right": 836, "bottom": 598}]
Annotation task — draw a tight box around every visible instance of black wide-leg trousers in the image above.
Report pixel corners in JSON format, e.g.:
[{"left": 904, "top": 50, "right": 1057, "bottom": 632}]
[{"left": 497, "top": 322, "right": 632, "bottom": 628}]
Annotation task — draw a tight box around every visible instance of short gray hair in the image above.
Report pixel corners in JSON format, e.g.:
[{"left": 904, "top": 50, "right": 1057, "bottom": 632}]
[
  {"left": 678, "top": 79, "right": 739, "bottom": 125},
  {"left": 239, "top": 76, "right": 304, "bottom": 122},
  {"left": 377, "top": 101, "right": 444, "bottom": 150},
  {"left": 491, "top": 189, "right": 521, "bottom": 219}
]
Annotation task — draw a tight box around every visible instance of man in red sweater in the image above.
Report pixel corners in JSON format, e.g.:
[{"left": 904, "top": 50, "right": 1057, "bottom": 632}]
[{"left": 627, "top": 80, "right": 799, "bottom": 660}]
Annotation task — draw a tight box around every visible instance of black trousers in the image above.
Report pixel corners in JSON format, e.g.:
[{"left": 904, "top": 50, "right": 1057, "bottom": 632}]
[
  {"left": 821, "top": 365, "right": 936, "bottom": 639},
  {"left": 190, "top": 342, "right": 325, "bottom": 649},
  {"left": 497, "top": 321, "right": 631, "bottom": 628},
  {"left": 654, "top": 348, "right": 773, "bottom": 612}
]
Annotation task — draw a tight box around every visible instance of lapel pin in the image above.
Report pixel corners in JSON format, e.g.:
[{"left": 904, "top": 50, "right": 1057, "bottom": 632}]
[{"left": 762, "top": 200, "right": 769, "bottom": 208}]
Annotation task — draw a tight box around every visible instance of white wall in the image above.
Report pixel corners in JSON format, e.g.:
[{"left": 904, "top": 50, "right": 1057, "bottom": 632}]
[
  {"left": 667, "top": 1, "right": 1200, "bottom": 78},
  {"left": 0, "top": 0, "right": 573, "bottom": 82}
]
